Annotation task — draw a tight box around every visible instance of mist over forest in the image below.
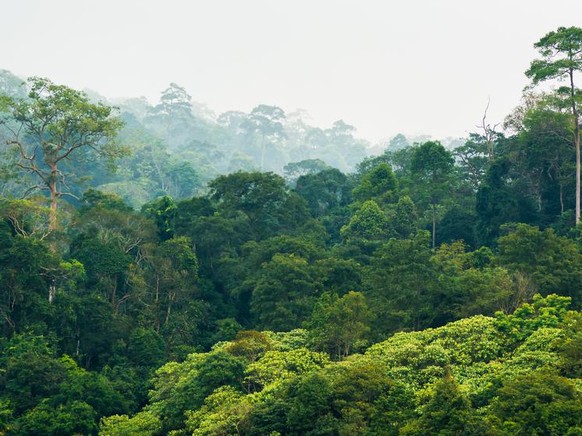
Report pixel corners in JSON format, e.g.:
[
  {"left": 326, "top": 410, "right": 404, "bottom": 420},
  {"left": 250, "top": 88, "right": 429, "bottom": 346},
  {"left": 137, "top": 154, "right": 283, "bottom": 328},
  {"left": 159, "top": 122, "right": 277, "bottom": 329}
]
[
  {"left": 2, "top": 68, "right": 464, "bottom": 208},
  {"left": 1, "top": 24, "right": 582, "bottom": 435}
]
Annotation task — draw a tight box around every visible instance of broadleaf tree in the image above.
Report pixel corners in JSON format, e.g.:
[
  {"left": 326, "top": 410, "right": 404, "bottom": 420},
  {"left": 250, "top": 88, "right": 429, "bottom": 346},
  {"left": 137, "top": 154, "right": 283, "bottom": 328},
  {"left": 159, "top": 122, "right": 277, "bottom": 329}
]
[
  {"left": 526, "top": 26, "right": 582, "bottom": 223},
  {"left": 0, "top": 77, "right": 124, "bottom": 230}
]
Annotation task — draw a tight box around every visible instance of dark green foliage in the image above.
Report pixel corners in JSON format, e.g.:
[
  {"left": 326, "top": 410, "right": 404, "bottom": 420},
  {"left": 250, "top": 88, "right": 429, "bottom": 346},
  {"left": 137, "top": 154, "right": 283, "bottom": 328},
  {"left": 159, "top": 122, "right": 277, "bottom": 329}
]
[
  {"left": 491, "top": 370, "right": 582, "bottom": 434},
  {"left": 17, "top": 400, "right": 97, "bottom": 436},
  {"left": 410, "top": 141, "right": 456, "bottom": 247},
  {"left": 0, "top": 334, "right": 129, "bottom": 433},
  {"left": 437, "top": 205, "right": 478, "bottom": 248},
  {"left": 476, "top": 157, "right": 539, "bottom": 245},
  {"left": 207, "top": 171, "right": 312, "bottom": 245},
  {"left": 341, "top": 200, "right": 391, "bottom": 242},
  {"left": 0, "top": 334, "right": 66, "bottom": 414},
  {"left": 516, "top": 109, "right": 575, "bottom": 224},
  {"left": 352, "top": 162, "right": 399, "bottom": 206},
  {"left": 305, "top": 291, "right": 371, "bottom": 359},
  {"left": 367, "top": 231, "right": 438, "bottom": 335},
  {"left": 295, "top": 168, "right": 353, "bottom": 217},
  {"left": 71, "top": 236, "right": 131, "bottom": 288},
  {"left": 286, "top": 373, "right": 335, "bottom": 434},
  {"left": 497, "top": 224, "right": 582, "bottom": 303},
  {"left": 142, "top": 195, "right": 177, "bottom": 241},
  {"left": 127, "top": 327, "right": 166, "bottom": 368},
  {"left": 251, "top": 253, "right": 323, "bottom": 330},
  {"left": 80, "top": 189, "right": 133, "bottom": 212},
  {"left": 402, "top": 370, "right": 486, "bottom": 435},
  {"left": 0, "top": 227, "right": 56, "bottom": 334}
]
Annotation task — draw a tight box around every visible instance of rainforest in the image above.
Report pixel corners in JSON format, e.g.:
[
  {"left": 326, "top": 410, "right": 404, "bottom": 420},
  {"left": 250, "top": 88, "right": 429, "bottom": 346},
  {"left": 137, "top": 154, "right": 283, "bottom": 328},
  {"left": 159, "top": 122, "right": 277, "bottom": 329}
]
[{"left": 0, "top": 26, "right": 581, "bottom": 435}]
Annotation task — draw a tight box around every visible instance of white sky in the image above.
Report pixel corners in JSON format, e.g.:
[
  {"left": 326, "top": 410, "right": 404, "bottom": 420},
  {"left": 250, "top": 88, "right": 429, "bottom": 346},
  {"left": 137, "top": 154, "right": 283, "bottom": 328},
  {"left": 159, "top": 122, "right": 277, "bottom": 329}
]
[{"left": 2, "top": 0, "right": 581, "bottom": 142}]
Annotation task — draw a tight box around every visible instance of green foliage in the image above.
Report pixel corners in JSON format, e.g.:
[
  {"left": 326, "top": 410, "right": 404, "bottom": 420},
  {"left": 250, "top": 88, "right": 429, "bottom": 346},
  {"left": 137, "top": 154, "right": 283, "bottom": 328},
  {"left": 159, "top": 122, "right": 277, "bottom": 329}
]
[
  {"left": 352, "top": 162, "right": 399, "bottom": 206},
  {"left": 17, "top": 400, "right": 97, "bottom": 436},
  {"left": 127, "top": 327, "right": 166, "bottom": 369},
  {"left": 100, "top": 410, "right": 162, "bottom": 436},
  {"left": 0, "top": 197, "right": 52, "bottom": 239},
  {"left": 146, "top": 351, "right": 246, "bottom": 432},
  {"left": 244, "top": 348, "right": 330, "bottom": 391},
  {"left": 410, "top": 141, "right": 456, "bottom": 246},
  {"left": 367, "top": 231, "right": 437, "bottom": 334},
  {"left": 432, "top": 241, "right": 514, "bottom": 322},
  {"left": 558, "top": 312, "right": 582, "bottom": 377},
  {"left": 0, "top": 77, "right": 125, "bottom": 229},
  {"left": 142, "top": 195, "right": 177, "bottom": 241},
  {"left": 494, "top": 293, "right": 571, "bottom": 343},
  {"left": 0, "top": 334, "right": 130, "bottom": 433},
  {"left": 340, "top": 199, "right": 391, "bottom": 242},
  {"left": 497, "top": 223, "right": 582, "bottom": 303},
  {"left": 476, "top": 157, "right": 538, "bottom": 245},
  {"left": 3, "top": 43, "right": 582, "bottom": 435},
  {"left": 515, "top": 108, "right": 574, "bottom": 223},
  {"left": 305, "top": 291, "right": 371, "bottom": 359},
  {"left": 224, "top": 330, "right": 272, "bottom": 362},
  {"left": 391, "top": 194, "right": 418, "bottom": 238},
  {"left": 185, "top": 386, "right": 252, "bottom": 435},
  {"left": 0, "top": 227, "right": 57, "bottom": 333},
  {"left": 80, "top": 189, "right": 133, "bottom": 212},
  {"left": 491, "top": 370, "right": 582, "bottom": 434},
  {"left": 295, "top": 168, "right": 353, "bottom": 217},
  {"left": 98, "top": 295, "right": 579, "bottom": 435},
  {"left": 284, "top": 158, "right": 331, "bottom": 185},
  {"left": 251, "top": 253, "right": 322, "bottom": 331},
  {"left": 453, "top": 132, "right": 493, "bottom": 191},
  {"left": 526, "top": 26, "right": 582, "bottom": 85},
  {"left": 209, "top": 171, "right": 301, "bottom": 239},
  {"left": 401, "top": 371, "right": 485, "bottom": 435}
]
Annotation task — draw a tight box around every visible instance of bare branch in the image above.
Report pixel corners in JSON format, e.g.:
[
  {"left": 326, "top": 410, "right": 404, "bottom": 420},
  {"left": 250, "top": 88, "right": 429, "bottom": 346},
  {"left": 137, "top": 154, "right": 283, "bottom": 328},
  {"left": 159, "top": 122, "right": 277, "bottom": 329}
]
[{"left": 20, "top": 184, "right": 45, "bottom": 199}]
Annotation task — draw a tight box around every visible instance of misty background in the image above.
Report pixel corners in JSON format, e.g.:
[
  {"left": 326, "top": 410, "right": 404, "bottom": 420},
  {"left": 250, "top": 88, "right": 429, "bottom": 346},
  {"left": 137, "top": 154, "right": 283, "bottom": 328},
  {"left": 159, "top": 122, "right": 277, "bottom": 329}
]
[{"left": 2, "top": 0, "right": 581, "bottom": 142}]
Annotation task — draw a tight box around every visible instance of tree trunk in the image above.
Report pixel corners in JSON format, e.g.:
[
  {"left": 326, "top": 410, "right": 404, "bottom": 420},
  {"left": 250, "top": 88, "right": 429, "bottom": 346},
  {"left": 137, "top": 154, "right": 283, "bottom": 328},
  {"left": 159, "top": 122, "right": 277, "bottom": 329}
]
[
  {"left": 560, "top": 181, "right": 565, "bottom": 214},
  {"left": 576, "top": 133, "right": 580, "bottom": 224},
  {"left": 48, "top": 283, "right": 56, "bottom": 303},
  {"left": 49, "top": 163, "right": 58, "bottom": 231},
  {"left": 570, "top": 68, "right": 581, "bottom": 225},
  {"left": 432, "top": 203, "right": 436, "bottom": 249}
]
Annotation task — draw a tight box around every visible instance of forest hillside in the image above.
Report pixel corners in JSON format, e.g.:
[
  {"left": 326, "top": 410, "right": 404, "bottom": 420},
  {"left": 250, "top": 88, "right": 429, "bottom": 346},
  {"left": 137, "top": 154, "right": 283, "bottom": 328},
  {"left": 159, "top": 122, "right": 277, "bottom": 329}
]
[{"left": 0, "top": 26, "right": 582, "bottom": 435}]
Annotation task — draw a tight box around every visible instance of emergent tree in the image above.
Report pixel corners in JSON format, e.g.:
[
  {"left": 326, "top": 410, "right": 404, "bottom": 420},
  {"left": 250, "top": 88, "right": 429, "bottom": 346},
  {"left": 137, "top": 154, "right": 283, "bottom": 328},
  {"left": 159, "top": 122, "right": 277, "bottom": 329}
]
[
  {"left": 526, "top": 27, "right": 582, "bottom": 223},
  {"left": 0, "top": 77, "right": 124, "bottom": 230}
]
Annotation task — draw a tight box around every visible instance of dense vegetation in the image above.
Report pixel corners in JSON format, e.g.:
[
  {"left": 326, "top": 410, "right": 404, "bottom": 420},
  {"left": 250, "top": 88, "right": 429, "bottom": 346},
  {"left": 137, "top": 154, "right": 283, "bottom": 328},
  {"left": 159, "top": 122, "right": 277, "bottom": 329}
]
[{"left": 0, "top": 26, "right": 581, "bottom": 434}]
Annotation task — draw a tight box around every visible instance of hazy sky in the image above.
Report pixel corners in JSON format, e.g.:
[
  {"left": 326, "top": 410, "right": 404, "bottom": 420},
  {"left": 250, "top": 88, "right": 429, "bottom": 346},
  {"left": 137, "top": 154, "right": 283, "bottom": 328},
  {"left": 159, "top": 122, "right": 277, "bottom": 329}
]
[{"left": 2, "top": 0, "right": 581, "bottom": 142}]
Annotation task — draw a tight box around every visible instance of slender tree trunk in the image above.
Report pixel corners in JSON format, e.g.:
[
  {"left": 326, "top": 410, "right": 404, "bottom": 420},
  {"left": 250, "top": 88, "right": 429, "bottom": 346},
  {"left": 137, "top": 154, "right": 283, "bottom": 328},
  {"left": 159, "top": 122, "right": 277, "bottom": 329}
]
[
  {"left": 576, "top": 134, "right": 580, "bottom": 224},
  {"left": 48, "top": 281, "right": 56, "bottom": 303},
  {"left": 560, "top": 181, "right": 565, "bottom": 214},
  {"left": 570, "top": 68, "right": 581, "bottom": 224},
  {"left": 47, "top": 164, "right": 59, "bottom": 303},
  {"left": 49, "top": 164, "right": 58, "bottom": 231},
  {"left": 431, "top": 203, "right": 436, "bottom": 249},
  {"left": 165, "top": 292, "right": 174, "bottom": 325}
]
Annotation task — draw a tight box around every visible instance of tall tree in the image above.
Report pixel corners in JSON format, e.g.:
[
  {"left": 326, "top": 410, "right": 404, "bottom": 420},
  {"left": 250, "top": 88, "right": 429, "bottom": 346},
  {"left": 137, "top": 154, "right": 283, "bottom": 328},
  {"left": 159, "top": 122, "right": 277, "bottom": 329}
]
[
  {"left": 526, "top": 27, "right": 582, "bottom": 223},
  {"left": 352, "top": 163, "right": 399, "bottom": 206},
  {"left": 0, "top": 77, "right": 124, "bottom": 230},
  {"left": 305, "top": 291, "right": 371, "bottom": 360},
  {"left": 242, "top": 105, "right": 286, "bottom": 171},
  {"left": 410, "top": 141, "right": 455, "bottom": 248}
]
